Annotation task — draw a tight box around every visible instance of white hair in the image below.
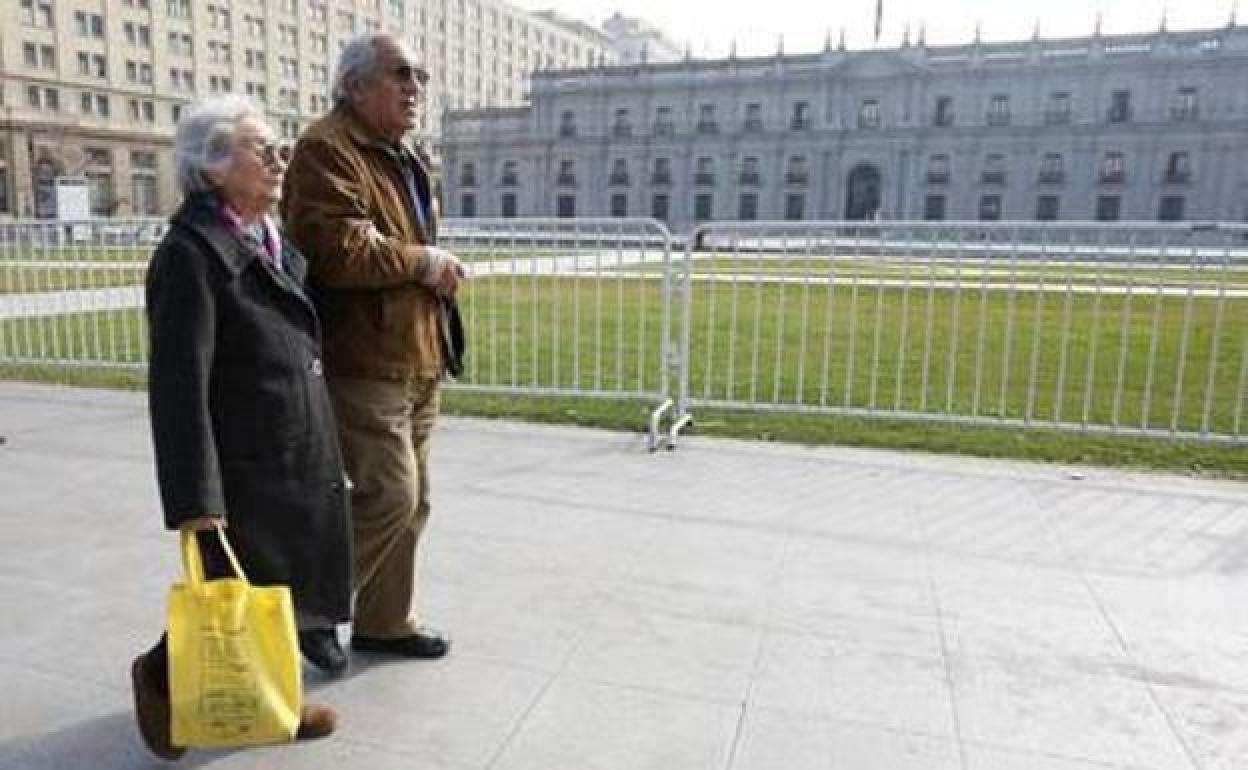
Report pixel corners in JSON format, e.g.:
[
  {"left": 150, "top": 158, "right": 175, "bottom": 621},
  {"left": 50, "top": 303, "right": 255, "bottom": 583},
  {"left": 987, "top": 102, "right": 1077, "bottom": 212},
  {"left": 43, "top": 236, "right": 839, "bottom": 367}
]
[
  {"left": 332, "top": 33, "right": 415, "bottom": 105},
  {"left": 173, "top": 95, "right": 263, "bottom": 196}
]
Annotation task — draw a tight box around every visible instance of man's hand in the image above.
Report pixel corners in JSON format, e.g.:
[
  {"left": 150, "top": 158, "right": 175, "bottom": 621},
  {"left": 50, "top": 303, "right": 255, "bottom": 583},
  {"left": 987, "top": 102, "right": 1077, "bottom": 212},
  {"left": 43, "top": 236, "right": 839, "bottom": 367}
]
[{"left": 423, "top": 246, "right": 469, "bottom": 296}]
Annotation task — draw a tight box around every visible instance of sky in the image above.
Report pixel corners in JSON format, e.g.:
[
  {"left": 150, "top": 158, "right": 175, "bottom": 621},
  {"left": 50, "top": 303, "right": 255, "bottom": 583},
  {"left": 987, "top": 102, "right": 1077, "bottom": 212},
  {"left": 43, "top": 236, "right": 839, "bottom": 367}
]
[{"left": 510, "top": 0, "right": 1238, "bottom": 57}]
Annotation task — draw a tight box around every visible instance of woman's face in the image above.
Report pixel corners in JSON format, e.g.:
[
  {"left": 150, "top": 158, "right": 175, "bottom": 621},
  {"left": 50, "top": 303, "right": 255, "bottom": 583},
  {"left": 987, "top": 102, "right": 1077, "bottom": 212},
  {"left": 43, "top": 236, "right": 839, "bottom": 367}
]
[{"left": 211, "top": 114, "right": 285, "bottom": 215}]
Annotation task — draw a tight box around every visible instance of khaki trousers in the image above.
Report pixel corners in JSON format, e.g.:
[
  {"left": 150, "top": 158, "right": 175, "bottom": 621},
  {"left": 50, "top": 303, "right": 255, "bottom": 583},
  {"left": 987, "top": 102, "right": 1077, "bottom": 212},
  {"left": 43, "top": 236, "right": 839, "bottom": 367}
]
[{"left": 329, "top": 376, "right": 440, "bottom": 638}]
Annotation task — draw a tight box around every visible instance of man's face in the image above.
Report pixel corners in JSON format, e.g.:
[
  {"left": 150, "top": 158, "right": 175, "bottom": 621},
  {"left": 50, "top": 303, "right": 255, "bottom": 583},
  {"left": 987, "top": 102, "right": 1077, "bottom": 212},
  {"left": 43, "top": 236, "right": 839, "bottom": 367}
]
[{"left": 356, "top": 39, "right": 427, "bottom": 142}]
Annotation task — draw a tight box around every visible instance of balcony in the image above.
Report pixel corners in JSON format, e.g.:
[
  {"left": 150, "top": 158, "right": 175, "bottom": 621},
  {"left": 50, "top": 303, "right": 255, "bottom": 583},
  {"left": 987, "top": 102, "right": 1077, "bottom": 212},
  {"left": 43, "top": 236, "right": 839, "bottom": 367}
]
[
  {"left": 789, "top": 117, "right": 811, "bottom": 131},
  {"left": 743, "top": 118, "right": 764, "bottom": 133},
  {"left": 1044, "top": 111, "right": 1071, "bottom": 126},
  {"left": 784, "top": 171, "right": 809, "bottom": 186},
  {"left": 1164, "top": 171, "right": 1191, "bottom": 185},
  {"left": 499, "top": 174, "right": 517, "bottom": 187},
  {"left": 611, "top": 123, "right": 632, "bottom": 137},
  {"left": 695, "top": 121, "right": 719, "bottom": 135},
  {"left": 1037, "top": 171, "right": 1065, "bottom": 185},
  {"left": 460, "top": 175, "right": 477, "bottom": 187},
  {"left": 556, "top": 173, "right": 577, "bottom": 187},
  {"left": 650, "top": 172, "right": 672, "bottom": 185},
  {"left": 980, "top": 171, "right": 1006, "bottom": 185},
  {"left": 608, "top": 173, "right": 630, "bottom": 186},
  {"left": 932, "top": 113, "right": 954, "bottom": 127},
  {"left": 558, "top": 125, "right": 577, "bottom": 138},
  {"left": 925, "top": 172, "right": 949, "bottom": 185},
  {"left": 1170, "top": 107, "right": 1199, "bottom": 122},
  {"left": 1107, "top": 107, "right": 1132, "bottom": 124},
  {"left": 653, "top": 121, "right": 674, "bottom": 137},
  {"left": 739, "top": 172, "right": 761, "bottom": 186},
  {"left": 986, "top": 114, "right": 1011, "bottom": 127},
  {"left": 694, "top": 173, "right": 715, "bottom": 186},
  {"left": 1099, "top": 171, "right": 1126, "bottom": 185}
]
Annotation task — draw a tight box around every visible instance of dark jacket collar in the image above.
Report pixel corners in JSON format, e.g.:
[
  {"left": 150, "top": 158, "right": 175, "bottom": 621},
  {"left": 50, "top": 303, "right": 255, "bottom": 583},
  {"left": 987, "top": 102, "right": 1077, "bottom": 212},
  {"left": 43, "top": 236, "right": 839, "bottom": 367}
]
[{"left": 169, "top": 191, "right": 309, "bottom": 288}]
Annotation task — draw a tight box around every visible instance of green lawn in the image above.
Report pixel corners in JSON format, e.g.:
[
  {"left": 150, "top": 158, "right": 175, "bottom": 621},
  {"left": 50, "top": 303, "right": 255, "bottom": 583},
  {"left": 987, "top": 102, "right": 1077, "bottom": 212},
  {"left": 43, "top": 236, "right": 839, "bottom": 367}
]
[
  {"left": 0, "top": 266, "right": 147, "bottom": 294},
  {"left": 3, "top": 267, "right": 1244, "bottom": 476}
]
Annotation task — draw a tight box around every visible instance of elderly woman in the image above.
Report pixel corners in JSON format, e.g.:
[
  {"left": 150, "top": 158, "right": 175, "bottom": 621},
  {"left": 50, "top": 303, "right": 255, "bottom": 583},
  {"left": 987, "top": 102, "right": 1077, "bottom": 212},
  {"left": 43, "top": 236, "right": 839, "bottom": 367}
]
[{"left": 130, "top": 95, "right": 351, "bottom": 759}]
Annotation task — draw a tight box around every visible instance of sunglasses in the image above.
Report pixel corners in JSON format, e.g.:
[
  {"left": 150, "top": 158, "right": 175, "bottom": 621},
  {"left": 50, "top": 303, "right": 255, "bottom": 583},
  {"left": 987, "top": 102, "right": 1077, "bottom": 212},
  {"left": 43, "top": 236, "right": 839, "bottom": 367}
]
[
  {"left": 392, "top": 64, "right": 430, "bottom": 86},
  {"left": 242, "top": 138, "right": 288, "bottom": 166}
]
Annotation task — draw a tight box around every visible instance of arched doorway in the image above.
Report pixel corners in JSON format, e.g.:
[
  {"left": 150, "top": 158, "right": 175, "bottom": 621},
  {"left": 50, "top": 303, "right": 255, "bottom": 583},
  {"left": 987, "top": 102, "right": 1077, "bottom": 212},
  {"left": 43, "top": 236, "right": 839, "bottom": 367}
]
[{"left": 844, "top": 164, "right": 882, "bottom": 220}]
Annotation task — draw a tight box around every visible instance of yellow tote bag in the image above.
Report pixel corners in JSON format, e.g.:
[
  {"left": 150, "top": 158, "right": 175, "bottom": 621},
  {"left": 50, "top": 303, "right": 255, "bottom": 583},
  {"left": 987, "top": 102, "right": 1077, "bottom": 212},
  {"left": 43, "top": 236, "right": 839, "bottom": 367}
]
[{"left": 167, "top": 526, "right": 302, "bottom": 747}]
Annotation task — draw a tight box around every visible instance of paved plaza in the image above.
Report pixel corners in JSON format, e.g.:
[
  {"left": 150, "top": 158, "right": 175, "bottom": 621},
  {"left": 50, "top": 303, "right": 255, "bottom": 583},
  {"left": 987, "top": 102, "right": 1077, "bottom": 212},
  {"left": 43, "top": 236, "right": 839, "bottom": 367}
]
[{"left": 1, "top": 381, "right": 1246, "bottom": 769}]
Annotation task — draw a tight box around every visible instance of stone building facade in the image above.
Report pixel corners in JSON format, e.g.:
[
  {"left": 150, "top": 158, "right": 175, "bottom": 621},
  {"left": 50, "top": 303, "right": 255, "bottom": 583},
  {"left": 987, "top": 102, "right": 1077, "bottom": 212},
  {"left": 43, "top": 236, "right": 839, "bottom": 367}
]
[
  {"left": 441, "top": 23, "right": 1248, "bottom": 229},
  {"left": 0, "top": 0, "right": 616, "bottom": 219}
]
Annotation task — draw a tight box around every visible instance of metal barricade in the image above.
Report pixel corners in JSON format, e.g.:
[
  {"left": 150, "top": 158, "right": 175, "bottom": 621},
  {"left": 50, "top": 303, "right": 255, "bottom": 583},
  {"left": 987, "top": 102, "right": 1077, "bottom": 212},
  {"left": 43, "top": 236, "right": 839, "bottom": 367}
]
[
  {"left": 439, "top": 218, "right": 677, "bottom": 449},
  {"left": 0, "top": 218, "right": 165, "bottom": 370},
  {"left": 670, "top": 221, "right": 1248, "bottom": 445}
]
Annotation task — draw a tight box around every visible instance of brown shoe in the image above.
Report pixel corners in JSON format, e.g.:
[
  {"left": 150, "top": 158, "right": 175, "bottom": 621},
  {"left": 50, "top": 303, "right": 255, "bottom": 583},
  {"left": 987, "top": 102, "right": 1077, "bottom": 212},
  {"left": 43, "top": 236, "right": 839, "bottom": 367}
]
[
  {"left": 295, "top": 702, "right": 338, "bottom": 741},
  {"left": 131, "top": 653, "right": 186, "bottom": 760}
]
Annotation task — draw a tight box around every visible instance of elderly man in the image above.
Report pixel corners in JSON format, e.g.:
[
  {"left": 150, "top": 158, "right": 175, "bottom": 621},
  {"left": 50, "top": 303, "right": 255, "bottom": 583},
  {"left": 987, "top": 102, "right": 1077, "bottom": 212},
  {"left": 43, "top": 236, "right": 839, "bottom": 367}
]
[{"left": 281, "top": 34, "right": 464, "bottom": 667}]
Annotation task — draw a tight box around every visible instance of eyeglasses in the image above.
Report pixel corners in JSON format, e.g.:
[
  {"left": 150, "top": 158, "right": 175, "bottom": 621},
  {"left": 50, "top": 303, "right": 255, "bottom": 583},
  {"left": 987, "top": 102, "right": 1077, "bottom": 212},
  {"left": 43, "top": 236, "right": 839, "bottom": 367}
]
[
  {"left": 391, "top": 64, "right": 429, "bottom": 86},
  {"left": 242, "top": 138, "right": 287, "bottom": 166}
]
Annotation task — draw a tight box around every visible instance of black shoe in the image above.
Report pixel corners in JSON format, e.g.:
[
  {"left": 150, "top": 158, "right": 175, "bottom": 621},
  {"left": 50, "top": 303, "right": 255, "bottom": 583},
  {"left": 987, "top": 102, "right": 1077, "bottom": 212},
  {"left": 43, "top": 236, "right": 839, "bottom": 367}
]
[
  {"left": 299, "top": 629, "right": 348, "bottom": 675},
  {"left": 351, "top": 629, "right": 450, "bottom": 659}
]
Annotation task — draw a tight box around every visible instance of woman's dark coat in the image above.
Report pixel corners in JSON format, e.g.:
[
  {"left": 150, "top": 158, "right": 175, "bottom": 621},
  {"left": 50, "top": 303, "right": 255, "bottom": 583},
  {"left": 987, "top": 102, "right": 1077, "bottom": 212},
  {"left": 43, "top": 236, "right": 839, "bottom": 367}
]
[{"left": 146, "top": 192, "right": 351, "bottom": 624}]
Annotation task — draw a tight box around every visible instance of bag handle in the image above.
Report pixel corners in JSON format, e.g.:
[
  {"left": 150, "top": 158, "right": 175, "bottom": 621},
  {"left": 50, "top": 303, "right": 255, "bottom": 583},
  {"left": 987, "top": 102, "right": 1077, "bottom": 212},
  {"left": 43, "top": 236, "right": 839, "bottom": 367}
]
[{"left": 180, "top": 524, "right": 249, "bottom": 587}]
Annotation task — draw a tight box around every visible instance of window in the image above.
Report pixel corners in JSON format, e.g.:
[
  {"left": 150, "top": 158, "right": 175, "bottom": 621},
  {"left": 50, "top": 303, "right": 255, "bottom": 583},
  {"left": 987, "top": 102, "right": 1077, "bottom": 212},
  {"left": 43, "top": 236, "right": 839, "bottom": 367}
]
[
  {"left": 858, "top": 99, "right": 880, "bottom": 129},
  {"left": 1158, "top": 196, "right": 1185, "bottom": 222},
  {"left": 608, "top": 159, "right": 629, "bottom": 185},
  {"left": 651, "top": 193, "right": 669, "bottom": 221},
  {"left": 132, "top": 152, "right": 159, "bottom": 215},
  {"left": 167, "top": 0, "right": 191, "bottom": 18},
  {"left": 790, "top": 101, "right": 810, "bottom": 130},
  {"left": 500, "top": 161, "right": 519, "bottom": 186},
  {"left": 501, "top": 193, "right": 517, "bottom": 218},
  {"left": 1036, "top": 195, "right": 1060, "bottom": 221},
  {"left": 738, "top": 193, "right": 758, "bottom": 220},
  {"left": 694, "top": 157, "right": 714, "bottom": 186},
  {"left": 1099, "top": 152, "right": 1126, "bottom": 184},
  {"left": 460, "top": 193, "right": 476, "bottom": 217},
  {"left": 0, "top": 167, "right": 10, "bottom": 213},
  {"left": 651, "top": 157, "right": 671, "bottom": 185},
  {"left": 1039, "top": 153, "right": 1064, "bottom": 184},
  {"left": 694, "top": 193, "right": 714, "bottom": 222},
  {"left": 978, "top": 195, "right": 1002, "bottom": 221},
  {"left": 982, "top": 154, "right": 1006, "bottom": 185},
  {"left": 556, "top": 194, "right": 575, "bottom": 218},
  {"left": 1045, "top": 92, "right": 1071, "bottom": 125},
  {"left": 460, "top": 162, "right": 477, "bottom": 186},
  {"left": 740, "top": 156, "right": 761, "bottom": 186},
  {"left": 926, "top": 155, "right": 949, "bottom": 184},
  {"left": 612, "top": 107, "right": 631, "bottom": 137},
  {"left": 1165, "top": 152, "right": 1191, "bottom": 184},
  {"left": 785, "top": 156, "right": 809, "bottom": 185},
  {"left": 556, "top": 160, "right": 575, "bottom": 186},
  {"left": 784, "top": 193, "right": 805, "bottom": 220},
  {"left": 923, "top": 195, "right": 946, "bottom": 221},
  {"left": 1171, "top": 87, "right": 1199, "bottom": 121},
  {"left": 933, "top": 96, "right": 954, "bottom": 127},
  {"left": 610, "top": 193, "right": 627, "bottom": 217},
  {"left": 1096, "top": 195, "right": 1121, "bottom": 221},
  {"left": 21, "top": 0, "right": 54, "bottom": 28},
  {"left": 740, "top": 102, "right": 763, "bottom": 133},
  {"left": 987, "top": 94, "right": 1010, "bottom": 126},
  {"left": 558, "top": 110, "right": 576, "bottom": 138},
  {"left": 696, "top": 104, "right": 718, "bottom": 134},
  {"left": 1108, "top": 90, "right": 1132, "bottom": 123},
  {"left": 654, "top": 106, "right": 673, "bottom": 136}
]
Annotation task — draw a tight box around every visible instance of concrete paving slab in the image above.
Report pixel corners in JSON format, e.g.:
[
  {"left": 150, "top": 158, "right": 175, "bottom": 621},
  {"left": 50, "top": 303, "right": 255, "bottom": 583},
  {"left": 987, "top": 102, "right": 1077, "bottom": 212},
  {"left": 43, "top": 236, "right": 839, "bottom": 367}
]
[{"left": 2, "top": 381, "right": 1247, "bottom": 769}]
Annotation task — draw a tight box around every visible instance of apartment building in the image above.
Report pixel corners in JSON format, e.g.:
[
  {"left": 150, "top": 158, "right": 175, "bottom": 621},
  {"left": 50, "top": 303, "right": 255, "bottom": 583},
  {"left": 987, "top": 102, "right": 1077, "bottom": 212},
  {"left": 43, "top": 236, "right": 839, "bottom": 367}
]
[{"left": 0, "top": 0, "right": 617, "bottom": 218}]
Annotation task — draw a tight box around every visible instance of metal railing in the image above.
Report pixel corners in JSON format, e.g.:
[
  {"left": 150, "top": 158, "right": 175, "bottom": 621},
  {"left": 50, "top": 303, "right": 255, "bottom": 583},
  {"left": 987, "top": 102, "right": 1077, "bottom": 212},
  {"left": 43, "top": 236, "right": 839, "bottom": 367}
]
[
  {"left": 4, "top": 217, "right": 1247, "bottom": 450},
  {"left": 671, "top": 221, "right": 1248, "bottom": 446},
  {"left": 438, "top": 218, "right": 677, "bottom": 449}
]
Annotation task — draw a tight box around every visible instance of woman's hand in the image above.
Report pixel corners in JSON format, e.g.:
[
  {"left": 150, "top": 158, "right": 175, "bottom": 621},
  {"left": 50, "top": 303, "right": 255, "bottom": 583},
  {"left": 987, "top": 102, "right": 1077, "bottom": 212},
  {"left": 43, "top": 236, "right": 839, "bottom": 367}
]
[{"left": 180, "top": 515, "right": 225, "bottom": 532}]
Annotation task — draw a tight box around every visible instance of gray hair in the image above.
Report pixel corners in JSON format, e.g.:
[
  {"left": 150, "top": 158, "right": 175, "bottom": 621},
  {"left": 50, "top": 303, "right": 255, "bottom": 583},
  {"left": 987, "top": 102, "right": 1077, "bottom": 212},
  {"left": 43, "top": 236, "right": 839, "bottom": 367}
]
[
  {"left": 173, "top": 95, "right": 263, "bottom": 196},
  {"left": 332, "top": 34, "right": 400, "bottom": 105}
]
